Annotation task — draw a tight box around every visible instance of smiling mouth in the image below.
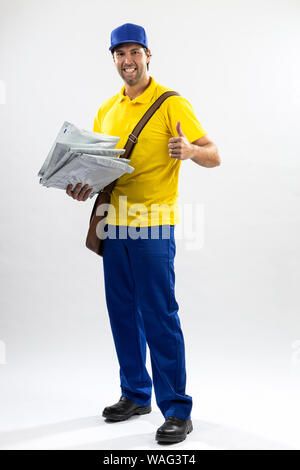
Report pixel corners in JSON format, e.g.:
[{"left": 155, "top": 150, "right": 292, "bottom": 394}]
[{"left": 123, "top": 68, "right": 137, "bottom": 74}]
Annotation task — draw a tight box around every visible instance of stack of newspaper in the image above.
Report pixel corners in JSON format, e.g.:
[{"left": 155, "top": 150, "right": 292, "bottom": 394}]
[{"left": 38, "top": 121, "right": 134, "bottom": 198}]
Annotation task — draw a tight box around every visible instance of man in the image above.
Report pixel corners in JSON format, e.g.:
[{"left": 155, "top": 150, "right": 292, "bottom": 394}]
[{"left": 66, "top": 23, "right": 220, "bottom": 444}]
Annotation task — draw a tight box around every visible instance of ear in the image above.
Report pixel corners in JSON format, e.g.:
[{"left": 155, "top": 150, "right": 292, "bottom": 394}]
[{"left": 147, "top": 49, "right": 152, "bottom": 63}]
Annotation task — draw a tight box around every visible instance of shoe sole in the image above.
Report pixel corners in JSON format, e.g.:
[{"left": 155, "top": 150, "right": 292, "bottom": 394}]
[
  {"left": 155, "top": 422, "right": 193, "bottom": 443},
  {"left": 102, "top": 405, "right": 152, "bottom": 422}
]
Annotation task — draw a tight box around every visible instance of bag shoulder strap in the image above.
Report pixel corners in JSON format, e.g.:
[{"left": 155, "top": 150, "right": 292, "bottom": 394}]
[
  {"left": 121, "top": 90, "right": 180, "bottom": 159},
  {"left": 89, "top": 90, "right": 180, "bottom": 224}
]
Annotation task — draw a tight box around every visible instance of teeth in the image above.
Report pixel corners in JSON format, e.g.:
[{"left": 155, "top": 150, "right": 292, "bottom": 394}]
[{"left": 124, "top": 68, "right": 136, "bottom": 72}]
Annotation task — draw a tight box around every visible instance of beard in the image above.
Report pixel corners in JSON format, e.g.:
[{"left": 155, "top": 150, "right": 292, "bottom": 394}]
[{"left": 120, "top": 66, "right": 143, "bottom": 85}]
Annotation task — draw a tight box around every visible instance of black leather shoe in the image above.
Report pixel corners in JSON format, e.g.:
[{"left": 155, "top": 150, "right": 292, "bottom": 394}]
[
  {"left": 102, "top": 396, "right": 151, "bottom": 421},
  {"left": 155, "top": 416, "right": 193, "bottom": 443}
]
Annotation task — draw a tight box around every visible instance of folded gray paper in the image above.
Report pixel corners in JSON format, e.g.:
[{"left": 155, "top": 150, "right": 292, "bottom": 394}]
[{"left": 38, "top": 121, "right": 134, "bottom": 198}]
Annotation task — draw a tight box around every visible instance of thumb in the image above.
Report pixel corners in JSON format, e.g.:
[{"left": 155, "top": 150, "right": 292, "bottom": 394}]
[{"left": 176, "top": 121, "right": 185, "bottom": 137}]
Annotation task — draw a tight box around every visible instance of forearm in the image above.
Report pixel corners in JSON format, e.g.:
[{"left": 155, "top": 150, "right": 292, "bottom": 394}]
[{"left": 190, "top": 143, "right": 221, "bottom": 168}]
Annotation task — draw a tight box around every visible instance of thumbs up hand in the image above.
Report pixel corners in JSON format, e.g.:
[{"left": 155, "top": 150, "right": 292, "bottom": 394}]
[
  {"left": 168, "top": 122, "right": 194, "bottom": 161},
  {"left": 176, "top": 121, "right": 185, "bottom": 138}
]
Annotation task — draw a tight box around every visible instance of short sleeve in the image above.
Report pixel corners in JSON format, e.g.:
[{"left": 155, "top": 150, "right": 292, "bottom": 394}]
[
  {"left": 163, "top": 95, "right": 207, "bottom": 142},
  {"left": 93, "top": 110, "right": 101, "bottom": 133}
]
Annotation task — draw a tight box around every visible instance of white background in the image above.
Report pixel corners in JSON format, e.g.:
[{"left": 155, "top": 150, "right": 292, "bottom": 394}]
[{"left": 0, "top": 0, "right": 300, "bottom": 450}]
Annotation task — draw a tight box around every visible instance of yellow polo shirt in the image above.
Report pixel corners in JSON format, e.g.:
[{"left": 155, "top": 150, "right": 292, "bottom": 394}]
[{"left": 93, "top": 76, "right": 207, "bottom": 226}]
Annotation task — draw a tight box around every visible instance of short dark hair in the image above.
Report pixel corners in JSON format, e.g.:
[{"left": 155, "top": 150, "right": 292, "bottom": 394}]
[{"left": 111, "top": 45, "right": 150, "bottom": 71}]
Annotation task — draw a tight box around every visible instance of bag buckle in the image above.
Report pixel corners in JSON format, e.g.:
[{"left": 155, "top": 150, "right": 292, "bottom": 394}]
[
  {"left": 100, "top": 189, "right": 111, "bottom": 195},
  {"left": 128, "top": 133, "right": 138, "bottom": 143}
]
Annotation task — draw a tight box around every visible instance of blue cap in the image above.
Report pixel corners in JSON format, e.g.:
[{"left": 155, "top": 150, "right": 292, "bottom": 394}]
[{"left": 109, "top": 23, "right": 148, "bottom": 52}]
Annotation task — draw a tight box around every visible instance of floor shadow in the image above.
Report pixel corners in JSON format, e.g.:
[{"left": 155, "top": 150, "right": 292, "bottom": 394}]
[
  {"left": 67, "top": 417, "right": 293, "bottom": 450},
  {"left": 0, "top": 411, "right": 293, "bottom": 450},
  {"left": 0, "top": 415, "right": 101, "bottom": 448}
]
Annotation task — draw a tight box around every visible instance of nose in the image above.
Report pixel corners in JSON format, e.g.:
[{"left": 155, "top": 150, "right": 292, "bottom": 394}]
[{"left": 122, "top": 52, "right": 135, "bottom": 65}]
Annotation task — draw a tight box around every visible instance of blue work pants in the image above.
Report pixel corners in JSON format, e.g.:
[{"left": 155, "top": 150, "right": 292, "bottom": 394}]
[{"left": 102, "top": 224, "right": 192, "bottom": 420}]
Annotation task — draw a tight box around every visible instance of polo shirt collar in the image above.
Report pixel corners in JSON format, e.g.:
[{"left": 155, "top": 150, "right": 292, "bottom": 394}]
[{"left": 118, "top": 76, "right": 156, "bottom": 104}]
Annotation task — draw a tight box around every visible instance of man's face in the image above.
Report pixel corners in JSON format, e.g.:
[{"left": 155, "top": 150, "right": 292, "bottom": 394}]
[{"left": 113, "top": 43, "right": 150, "bottom": 85}]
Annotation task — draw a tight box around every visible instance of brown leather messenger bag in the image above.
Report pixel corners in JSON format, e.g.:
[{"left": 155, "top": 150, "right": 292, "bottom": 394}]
[{"left": 85, "top": 90, "right": 180, "bottom": 256}]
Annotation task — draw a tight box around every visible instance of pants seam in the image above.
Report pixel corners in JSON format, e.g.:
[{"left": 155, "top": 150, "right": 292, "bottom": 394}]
[
  {"left": 127, "top": 240, "right": 148, "bottom": 385},
  {"left": 169, "top": 230, "right": 179, "bottom": 393}
]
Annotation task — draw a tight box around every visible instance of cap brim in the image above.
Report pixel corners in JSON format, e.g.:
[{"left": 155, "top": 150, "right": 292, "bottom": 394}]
[{"left": 109, "top": 40, "right": 145, "bottom": 51}]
